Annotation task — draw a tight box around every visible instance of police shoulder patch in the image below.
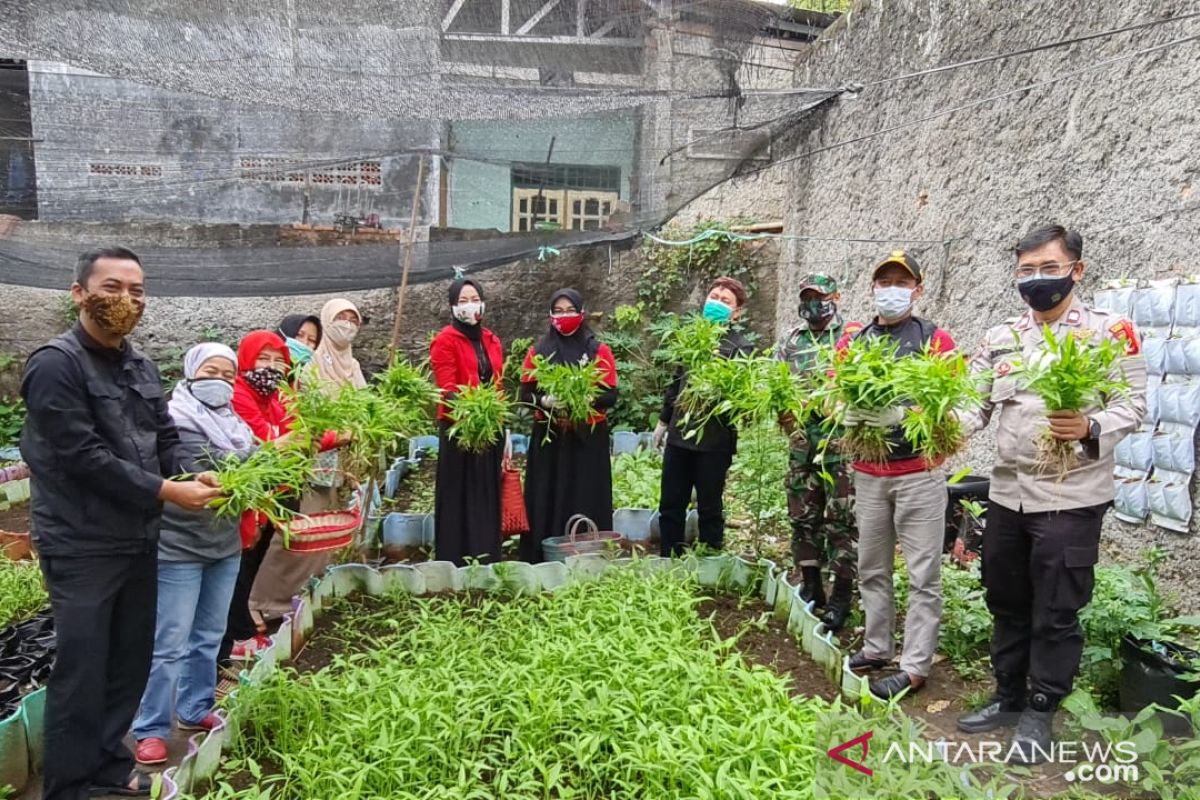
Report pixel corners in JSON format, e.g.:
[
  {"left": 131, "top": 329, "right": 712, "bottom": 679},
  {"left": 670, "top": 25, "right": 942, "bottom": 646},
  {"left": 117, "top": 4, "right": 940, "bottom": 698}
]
[{"left": 1108, "top": 319, "right": 1141, "bottom": 356}]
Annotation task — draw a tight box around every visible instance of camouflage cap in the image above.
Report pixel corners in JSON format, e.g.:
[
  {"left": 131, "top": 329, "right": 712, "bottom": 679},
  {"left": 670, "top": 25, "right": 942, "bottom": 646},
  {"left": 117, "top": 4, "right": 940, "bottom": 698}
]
[{"left": 798, "top": 272, "right": 838, "bottom": 295}]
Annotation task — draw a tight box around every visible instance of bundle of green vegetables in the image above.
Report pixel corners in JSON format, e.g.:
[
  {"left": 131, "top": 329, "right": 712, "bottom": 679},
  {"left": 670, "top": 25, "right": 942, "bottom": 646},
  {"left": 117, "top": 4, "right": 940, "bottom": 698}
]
[
  {"left": 894, "top": 348, "right": 983, "bottom": 461},
  {"left": 818, "top": 337, "right": 981, "bottom": 463},
  {"left": 1011, "top": 326, "right": 1131, "bottom": 478},
  {"left": 445, "top": 382, "right": 511, "bottom": 453},
  {"left": 373, "top": 357, "right": 441, "bottom": 416},
  {"left": 526, "top": 354, "right": 605, "bottom": 426},
  {"left": 664, "top": 317, "right": 810, "bottom": 441},
  {"left": 287, "top": 380, "right": 427, "bottom": 481},
  {"left": 817, "top": 336, "right": 903, "bottom": 463},
  {"left": 206, "top": 443, "right": 314, "bottom": 528}
]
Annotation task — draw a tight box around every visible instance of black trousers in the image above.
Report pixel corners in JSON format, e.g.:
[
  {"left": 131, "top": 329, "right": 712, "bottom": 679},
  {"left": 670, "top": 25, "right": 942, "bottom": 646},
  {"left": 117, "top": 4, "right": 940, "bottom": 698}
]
[
  {"left": 217, "top": 525, "right": 274, "bottom": 666},
  {"left": 658, "top": 444, "right": 734, "bottom": 557},
  {"left": 39, "top": 553, "right": 157, "bottom": 800},
  {"left": 982, "top": 501, "right": 1106, "bottom": 699}
]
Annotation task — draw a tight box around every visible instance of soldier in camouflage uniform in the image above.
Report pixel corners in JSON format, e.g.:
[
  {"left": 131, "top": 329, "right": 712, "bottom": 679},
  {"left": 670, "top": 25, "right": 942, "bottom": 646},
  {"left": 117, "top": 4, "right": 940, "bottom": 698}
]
[{"left": 776, "top": 273, "right": 860, "bottom": 632}]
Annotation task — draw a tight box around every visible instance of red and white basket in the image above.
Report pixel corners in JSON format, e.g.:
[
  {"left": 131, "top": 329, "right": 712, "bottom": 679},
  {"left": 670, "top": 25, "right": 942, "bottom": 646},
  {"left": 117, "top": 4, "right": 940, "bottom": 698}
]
[{"left": 280, "top": 509, "right": 361, "bottom": 553}]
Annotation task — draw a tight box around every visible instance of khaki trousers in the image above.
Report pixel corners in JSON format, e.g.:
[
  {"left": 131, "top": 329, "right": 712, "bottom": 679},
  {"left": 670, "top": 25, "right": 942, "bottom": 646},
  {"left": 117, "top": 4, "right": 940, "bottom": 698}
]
[{"left": 854, "top": 469, "right": 946, "bottom": 678}]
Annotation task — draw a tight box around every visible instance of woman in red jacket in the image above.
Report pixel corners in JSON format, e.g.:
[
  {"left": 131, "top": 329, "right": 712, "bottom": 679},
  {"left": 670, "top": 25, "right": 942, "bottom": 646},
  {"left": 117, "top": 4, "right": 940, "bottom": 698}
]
[
  {"left": 430, "top": 278, "right": 504, "bottom": 566},
  {"left": 220, "top": 331, "right": 337, "bottom": 664},
  {"left": 519, "top": 288, "right": 617, "bottom": 562}
]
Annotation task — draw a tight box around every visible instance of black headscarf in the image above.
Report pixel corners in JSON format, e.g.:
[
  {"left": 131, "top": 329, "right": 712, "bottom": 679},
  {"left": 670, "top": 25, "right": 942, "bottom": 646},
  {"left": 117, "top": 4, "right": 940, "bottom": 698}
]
[
  {"left": 534, "top": 287, "right": 600, "bottom": 365},
  {"left": 448, "top": 278, "right": 484, "bottom": 343},
  {"left": 278, "top": 313, "right": 323, "bottom": 348},
  {"left": 448, "top": 277, "right": 493, "bottom": 382}
]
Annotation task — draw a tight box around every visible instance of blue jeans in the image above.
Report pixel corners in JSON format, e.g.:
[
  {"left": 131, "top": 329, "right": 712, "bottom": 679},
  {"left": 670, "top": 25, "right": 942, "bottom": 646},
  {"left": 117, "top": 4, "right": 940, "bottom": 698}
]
[{"left": 132, "top": 555, "right": 240, "bottom": 740}]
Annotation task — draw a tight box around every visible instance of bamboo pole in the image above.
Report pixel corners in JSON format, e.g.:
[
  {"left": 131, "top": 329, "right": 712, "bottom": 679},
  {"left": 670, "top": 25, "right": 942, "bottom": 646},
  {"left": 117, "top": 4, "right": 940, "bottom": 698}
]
[{"left": 389, "top": 155, "right": 427, "bottom": 352}]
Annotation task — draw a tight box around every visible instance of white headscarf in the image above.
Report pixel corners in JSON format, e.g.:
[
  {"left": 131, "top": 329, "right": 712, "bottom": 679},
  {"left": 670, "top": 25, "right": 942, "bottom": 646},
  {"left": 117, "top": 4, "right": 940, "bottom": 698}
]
[{"left": 169, "top": 343, "right": 255, "bottom": 455}]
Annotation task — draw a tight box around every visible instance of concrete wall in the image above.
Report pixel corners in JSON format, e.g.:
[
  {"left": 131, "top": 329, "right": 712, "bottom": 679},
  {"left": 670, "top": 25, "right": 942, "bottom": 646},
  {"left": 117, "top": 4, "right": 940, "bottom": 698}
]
[
  {"left": 447, "top": 112, "right": 638, "bottom": 231},
  {"left": 26, "top": 62, "right": 439, "bottom": 227},
  {"left": 773, "top": 0, "right": 1200, "bottom": 608}
]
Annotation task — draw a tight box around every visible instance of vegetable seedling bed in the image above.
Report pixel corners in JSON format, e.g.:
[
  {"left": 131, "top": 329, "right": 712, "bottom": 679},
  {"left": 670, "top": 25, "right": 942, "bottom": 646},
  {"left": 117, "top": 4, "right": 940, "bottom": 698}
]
[{"left": 168, "top": 557, "right": 1126, "bottom": 800}]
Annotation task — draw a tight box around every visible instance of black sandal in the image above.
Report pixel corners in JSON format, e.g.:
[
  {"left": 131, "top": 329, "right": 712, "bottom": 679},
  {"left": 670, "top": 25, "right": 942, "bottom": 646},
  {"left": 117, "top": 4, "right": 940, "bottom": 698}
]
[{"left": 89, "top": 770, "right": 154, "bottom": 797}]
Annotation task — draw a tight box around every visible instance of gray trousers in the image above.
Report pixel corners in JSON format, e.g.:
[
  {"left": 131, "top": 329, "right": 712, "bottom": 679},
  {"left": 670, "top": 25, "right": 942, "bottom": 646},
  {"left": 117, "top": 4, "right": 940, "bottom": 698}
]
[{"left": 854, "top": 469, "right": 946, "bottom": 678}]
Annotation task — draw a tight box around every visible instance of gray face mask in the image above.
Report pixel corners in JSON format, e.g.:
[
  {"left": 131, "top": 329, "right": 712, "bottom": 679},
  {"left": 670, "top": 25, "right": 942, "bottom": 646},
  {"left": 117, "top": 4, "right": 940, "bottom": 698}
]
[{"left": 189, "top": 378, "right": 234, "bottom": 409}]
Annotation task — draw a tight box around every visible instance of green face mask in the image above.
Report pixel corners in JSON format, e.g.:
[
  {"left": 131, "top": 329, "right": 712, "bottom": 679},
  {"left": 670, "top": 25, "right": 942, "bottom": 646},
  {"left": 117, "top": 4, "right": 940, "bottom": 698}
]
[{"left": 702, "top": 299, "right": 734, "bottom": 324}]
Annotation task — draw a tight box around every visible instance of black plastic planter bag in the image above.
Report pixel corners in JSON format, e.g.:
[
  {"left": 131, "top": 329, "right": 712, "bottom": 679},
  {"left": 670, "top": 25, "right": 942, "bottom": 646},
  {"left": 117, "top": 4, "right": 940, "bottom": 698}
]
[{"left": 1119, "top": 635, "right": 1200, "bottom": 735}]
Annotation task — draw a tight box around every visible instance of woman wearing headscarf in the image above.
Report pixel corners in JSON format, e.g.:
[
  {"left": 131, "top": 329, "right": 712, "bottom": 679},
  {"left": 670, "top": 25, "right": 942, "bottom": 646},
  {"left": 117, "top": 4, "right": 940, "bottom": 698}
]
[
  {"left": 277, "top": 313, "right": 322, "bottom": 375},
  {"left": 250, "top": 310, "right": 355, "bottom": 627},
  {"left": 132, "top": 344, "right": 254, "bottom": 766},
  {"left": 430, "top": 277, "right": 504, "bottom": 566},
  {"left": 221, "top": 331, "right": 338, "bottom": 664},
  {"left": 313, "top": 298, "right": 367, "bottom": 389},
  {"left": 519, "top": 288, "right": 618, "bottom": 562}
]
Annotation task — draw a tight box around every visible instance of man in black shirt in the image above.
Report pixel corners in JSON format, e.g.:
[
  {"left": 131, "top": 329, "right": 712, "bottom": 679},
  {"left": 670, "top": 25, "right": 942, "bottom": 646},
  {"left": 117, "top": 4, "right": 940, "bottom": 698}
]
[{"left": 21, "top": 247, "right": 222, "bottom": 799}]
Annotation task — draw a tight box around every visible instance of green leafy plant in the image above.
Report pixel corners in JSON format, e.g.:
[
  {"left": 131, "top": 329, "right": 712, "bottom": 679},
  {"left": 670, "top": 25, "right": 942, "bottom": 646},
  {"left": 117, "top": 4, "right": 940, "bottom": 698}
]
[
  {"left": 445, "top": 382, "right": 511, "bottom": 453},
  {"left": 372, "top": 357, "right": 440, "bottom": 418},
  {"left": 0, "top": 558, "right": 47, "bottom": 629},
  {"left": 194, "top": 566, "right": 1000, "bottom": 800},
  {"left": 596, "top": 306, "right": 683, "bottom": 431},
  {"left": 894, "top": 347, "right": 984, "bottom": 460},
  {"left": 502, "top": 337, "right": 535, "bottom": 436},
  {"left": 60, "top": 292, "right": 79, "bottom": 328},
  {"left": 610, "top": 449, "right": 662, "bottom": 509},
  {"left": 526, "top": 354, "right": 605, "bottom": 427},
  {"left": 724, "top": 422, "right": 790, "bottom": 560},
  {"left": 206, "top": 443, "right": 313, "bottom": 530},
  {"left": 937, "top": 562, "right": 993, "bottom": 681},
  {"left": 638, "top": 218, "right": 761, "bottom": 316},
  {"left": 287, "top": 380, "right": 426, "bottom": 482},
  {"left": 0, "top": 397, "right": 24, "bottom": 448},
  {"left": 1010, "top": 326, "right": 1130, "bottom": 478},
  {"left": 819, "top": 335, "right": 903, "bottom": 463}
]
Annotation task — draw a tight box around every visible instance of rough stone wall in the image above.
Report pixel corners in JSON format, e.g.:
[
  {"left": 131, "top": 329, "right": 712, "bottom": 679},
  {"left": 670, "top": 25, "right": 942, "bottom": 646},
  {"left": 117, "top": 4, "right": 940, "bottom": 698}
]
[{"left": 774, "top": 0, "right": 1200, "bottom": 609}]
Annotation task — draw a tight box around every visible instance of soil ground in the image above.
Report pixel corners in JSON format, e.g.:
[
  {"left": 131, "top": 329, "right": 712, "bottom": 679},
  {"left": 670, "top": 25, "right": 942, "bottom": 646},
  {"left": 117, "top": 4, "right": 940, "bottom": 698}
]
[{"left": 0, "top": 502, "right": 30, "bottom": 534}]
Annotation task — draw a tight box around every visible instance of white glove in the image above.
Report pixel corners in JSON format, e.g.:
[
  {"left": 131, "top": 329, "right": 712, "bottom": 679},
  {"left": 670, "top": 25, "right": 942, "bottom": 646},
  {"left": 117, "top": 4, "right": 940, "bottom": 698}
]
[
  {"left": 845, "top": 406, "right": 905, "bottom": 428},
  {"left": 540, "top": 394, "right": 558, "bottom": 410},
  {"left": 652, "top": 421, "right": 669, "bottom": 449}
]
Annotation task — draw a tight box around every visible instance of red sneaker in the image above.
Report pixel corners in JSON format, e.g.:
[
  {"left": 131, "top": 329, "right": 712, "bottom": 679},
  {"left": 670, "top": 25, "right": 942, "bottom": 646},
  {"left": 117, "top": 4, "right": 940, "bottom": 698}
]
[
  {"left": 229, "top": 634, "right": 272, "bottom": 660},
  {"left": 178, "top": 711, "right": 222, "bottom": 732},
  {"left": 135, "top": 737, "right": 168, "bottom": 766}
]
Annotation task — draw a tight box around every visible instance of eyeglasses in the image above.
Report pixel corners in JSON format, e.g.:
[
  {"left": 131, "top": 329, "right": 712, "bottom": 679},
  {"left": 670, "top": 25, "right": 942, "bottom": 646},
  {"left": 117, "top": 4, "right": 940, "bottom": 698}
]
[{"left": 1015, "top": 261, "right": 1079, "bottom": 281}]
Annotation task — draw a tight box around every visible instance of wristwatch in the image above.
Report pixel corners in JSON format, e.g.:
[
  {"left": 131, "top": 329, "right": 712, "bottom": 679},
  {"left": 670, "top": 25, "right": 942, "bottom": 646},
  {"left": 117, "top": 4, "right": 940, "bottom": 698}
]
[{"left": 1086, "top": 417, "right": 1101, "bottom": 440}]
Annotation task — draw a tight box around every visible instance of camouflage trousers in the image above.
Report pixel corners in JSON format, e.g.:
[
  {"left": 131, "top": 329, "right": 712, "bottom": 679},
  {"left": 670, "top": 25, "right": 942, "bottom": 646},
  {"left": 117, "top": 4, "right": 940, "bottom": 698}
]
[{"left": 787, "top": 447, "right": 857, "bottom": 579}]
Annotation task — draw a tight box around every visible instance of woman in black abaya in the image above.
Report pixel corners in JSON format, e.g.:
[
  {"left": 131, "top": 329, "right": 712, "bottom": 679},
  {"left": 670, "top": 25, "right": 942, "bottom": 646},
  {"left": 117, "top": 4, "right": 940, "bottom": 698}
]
[
  {"left": 430, "top": 278, "right": 505, "bottom": 566},
  {"left": 519, "top": 288, "right": 618, "bottom": 562}
]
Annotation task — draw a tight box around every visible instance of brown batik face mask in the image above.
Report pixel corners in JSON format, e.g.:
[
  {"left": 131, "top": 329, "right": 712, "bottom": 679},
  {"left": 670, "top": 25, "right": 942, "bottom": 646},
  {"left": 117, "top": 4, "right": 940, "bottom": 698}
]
[{"left": 82, "top": 292, "right": 144, "bottom": 337}]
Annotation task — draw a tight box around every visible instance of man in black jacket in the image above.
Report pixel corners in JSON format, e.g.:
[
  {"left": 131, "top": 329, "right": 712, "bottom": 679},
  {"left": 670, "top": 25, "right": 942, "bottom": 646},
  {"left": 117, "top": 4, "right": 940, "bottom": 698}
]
[
  {"left": 21, "top": 247, "right": 222, "bottom": 799},
  {"left": 655, "top": 277, "right": 753, "bottom": 556}
]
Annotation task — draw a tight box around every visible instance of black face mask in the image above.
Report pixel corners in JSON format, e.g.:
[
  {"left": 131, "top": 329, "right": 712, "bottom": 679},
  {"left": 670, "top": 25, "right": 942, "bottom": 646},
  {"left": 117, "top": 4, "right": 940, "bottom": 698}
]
[
  {"left": 1018, "top": 275, "right": 1076, "bottom": 312},
  {"left": 799, "top": 299, "right": 836, "bottom": 325}
]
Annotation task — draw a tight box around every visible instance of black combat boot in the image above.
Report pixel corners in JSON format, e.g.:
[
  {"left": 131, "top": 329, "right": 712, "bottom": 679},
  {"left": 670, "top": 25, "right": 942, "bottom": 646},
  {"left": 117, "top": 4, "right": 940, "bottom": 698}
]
[
  {"left": 798, "top": 566, "right": 826, "bottom": 609},
  {"left": 819, "top": 576, "right": 854, "bottom": 632},
  {"left": 956, "top": 672, "right": 1027, "bottom": 733},
  {"left": 1009, "top": 691, "right": 1059, "bottom": 765}
]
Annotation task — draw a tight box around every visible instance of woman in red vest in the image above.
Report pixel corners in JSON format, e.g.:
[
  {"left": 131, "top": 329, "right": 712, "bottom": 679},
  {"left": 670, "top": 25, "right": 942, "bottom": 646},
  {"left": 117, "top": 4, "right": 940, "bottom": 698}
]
[{"left": 429, "top": 278, "right": 505, "bottom": 565}]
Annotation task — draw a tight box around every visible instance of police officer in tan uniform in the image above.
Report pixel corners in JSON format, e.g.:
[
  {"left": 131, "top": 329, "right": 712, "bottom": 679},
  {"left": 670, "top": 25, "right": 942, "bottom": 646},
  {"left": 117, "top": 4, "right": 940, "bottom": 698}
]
[{"left": 957, "top": 225, "right": 1146, "bottom": 764}]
